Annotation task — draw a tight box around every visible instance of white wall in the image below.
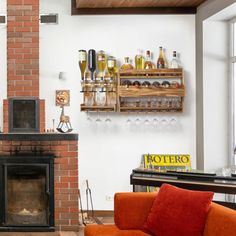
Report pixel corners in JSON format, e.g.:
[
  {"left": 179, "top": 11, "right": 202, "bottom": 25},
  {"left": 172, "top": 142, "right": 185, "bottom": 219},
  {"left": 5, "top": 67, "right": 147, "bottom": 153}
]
[
  {"left": 40, "top": 0, "right": 196, "bottom": 209},
  {"left": 203, "top": 20, "right": 229, "bottom": 171},
  {"left": 0, "top": 0, "right": 7, "bottom": 130}
]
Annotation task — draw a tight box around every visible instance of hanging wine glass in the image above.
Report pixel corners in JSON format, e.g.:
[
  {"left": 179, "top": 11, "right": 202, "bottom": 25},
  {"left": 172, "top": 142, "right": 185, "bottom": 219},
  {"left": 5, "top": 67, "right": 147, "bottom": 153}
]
[
  {"left": 144, "top": 112, "right": 150, "bottom": 127},
  {"left": 135, "top": 112, "right": 141, "bottom": 126},
  {"left": 86, "top": 111, "right": 92, "bottom": 123},
  {"left": 126, "top": 112, "right": 132, "bottom": 127},
  {"left": 95, "top": 112, "right": 101, "bottom": 124},
  {"left": 152, "top": 118, "right": 159, "bottom": 128},
  {"left": 105, "top": 112, "right": 112, "bottom": 124}
]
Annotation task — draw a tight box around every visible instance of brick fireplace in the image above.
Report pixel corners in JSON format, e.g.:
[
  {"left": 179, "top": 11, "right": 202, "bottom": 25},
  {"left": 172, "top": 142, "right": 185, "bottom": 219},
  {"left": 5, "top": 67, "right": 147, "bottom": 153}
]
[
  {"left": 0, "top": 135, "right": 79, "bottom": 231},
  {"left": 0, "top": 0, "right": 79, "bottom": 232}
]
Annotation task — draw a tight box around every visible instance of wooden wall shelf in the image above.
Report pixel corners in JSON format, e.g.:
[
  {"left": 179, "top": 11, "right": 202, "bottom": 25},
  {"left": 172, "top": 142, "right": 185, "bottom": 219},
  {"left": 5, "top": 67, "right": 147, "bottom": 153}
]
[
  {"left": 118, "top": 86, "right": 185, "bottom": 97},
  {"left": 80, "top": 104, "right": 116, "bottom": 112},
  {"left": 117, "top": 68, "right": 185, "bottom": 113},
  {"left": 80, "top": 68, "right": 185, "bottom": 113}
]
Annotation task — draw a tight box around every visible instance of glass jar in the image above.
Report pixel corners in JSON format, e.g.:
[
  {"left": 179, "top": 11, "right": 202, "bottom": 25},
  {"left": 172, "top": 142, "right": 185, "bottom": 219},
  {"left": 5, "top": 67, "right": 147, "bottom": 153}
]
[{"left": 120, "top": 57, "right": 134, "bottom": 70}]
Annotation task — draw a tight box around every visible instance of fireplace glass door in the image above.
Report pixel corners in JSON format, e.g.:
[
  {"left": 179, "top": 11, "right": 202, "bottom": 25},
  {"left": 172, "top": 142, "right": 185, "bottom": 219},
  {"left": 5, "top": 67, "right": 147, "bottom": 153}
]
[
  {"left": 6, "top": 164, "right": 49, "bottom": 226},
  {"left": 9, "top": 98, "right": 39, "bottom": 133}
]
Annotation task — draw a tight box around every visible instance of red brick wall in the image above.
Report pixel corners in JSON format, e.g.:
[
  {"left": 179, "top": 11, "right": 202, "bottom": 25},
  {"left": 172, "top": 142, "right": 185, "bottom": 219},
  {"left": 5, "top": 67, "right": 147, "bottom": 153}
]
[
  {"left": 6, "top": 0, "right": 45, "bottom": 132},
  {"left": 0, "top": 138, "right": 79, "bottom": 231},
  {"left": 7, "top": 0, "right": 39, "bottom": 97},
  {"left": 3, "top": 100, "right": 9, "bottom": 133}
]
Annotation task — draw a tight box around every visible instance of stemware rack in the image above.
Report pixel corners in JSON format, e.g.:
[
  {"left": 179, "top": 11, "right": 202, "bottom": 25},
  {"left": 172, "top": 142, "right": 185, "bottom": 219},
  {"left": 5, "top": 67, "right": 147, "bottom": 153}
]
[{"left": 80, "top": 68, "right": 185, "bottom": 113}]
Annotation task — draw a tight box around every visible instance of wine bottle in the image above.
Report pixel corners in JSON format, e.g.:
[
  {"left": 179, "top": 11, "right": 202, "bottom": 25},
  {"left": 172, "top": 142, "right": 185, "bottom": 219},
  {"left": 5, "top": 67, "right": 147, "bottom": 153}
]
[
  {"left": 88, "top": 49, "right": 96, "bottom": 81},
  {"left": 97, "top": 50, "right": 106, "bottom": 79},
  {"left": 107, "top": 56, "right": 117, "bottom": 76},
  {"left": 79, "top": 49, "right": 87, "bottom": 80}
]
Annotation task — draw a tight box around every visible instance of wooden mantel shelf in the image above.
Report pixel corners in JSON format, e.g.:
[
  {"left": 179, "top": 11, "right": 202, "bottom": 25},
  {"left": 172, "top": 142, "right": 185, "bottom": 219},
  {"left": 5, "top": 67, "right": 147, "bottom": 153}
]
[{"left": 72, "top": 0, "right": 207, "bottom": 15}]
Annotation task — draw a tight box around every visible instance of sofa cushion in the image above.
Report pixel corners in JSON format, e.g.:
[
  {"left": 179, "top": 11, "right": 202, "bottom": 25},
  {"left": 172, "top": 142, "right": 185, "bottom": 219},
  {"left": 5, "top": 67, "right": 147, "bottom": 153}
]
[
  {"left": 203, "top": 202, "right": 236, "bottom": 236},
  {"left": 84, "top": 224, "right": 152, "bottom": 236},
  {"left": 114, "top": 192, "right": 157, "bottom": 230},
  {"left": 84, "top": 225, "right": 119, "bottom": 236},
  {"left": 145, "top": 184, "right": 214, "bottom": 236}
]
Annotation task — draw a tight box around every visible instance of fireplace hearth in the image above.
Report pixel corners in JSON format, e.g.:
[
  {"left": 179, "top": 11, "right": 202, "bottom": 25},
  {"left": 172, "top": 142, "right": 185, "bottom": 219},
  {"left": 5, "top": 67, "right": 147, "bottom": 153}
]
[{"left": 0, "top": 156, "right": 54, "bottom": 231}]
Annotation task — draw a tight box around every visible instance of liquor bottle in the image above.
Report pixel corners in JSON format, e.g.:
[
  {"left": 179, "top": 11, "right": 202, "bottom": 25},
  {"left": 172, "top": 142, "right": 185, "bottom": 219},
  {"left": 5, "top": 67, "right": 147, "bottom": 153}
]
[
  {"left": 97, "top": 50, "right": 106, "bottom": 79},
  {"left": 88, "top": 49, "right": 96, "bottom": 81},
  {"left": 120, "top": 57, "right": 134, "bottom": 70},
  {"left": 107, "top": 56, "right": 117, "bottom": 76},
  {"left": 135, "top": 49, "right": 145, "bottom": 69},
  {"left": 78, "top": 49, "right": 87, "bottom": 80},
  {"left": 144, "top": 50, "right": 155, "bottom": 69},
  {"left": 157, "top": 46, "right": 165, "bottom": 68},
  {"left": 170, "top": 51, "right": 179, "bottom": 69}
]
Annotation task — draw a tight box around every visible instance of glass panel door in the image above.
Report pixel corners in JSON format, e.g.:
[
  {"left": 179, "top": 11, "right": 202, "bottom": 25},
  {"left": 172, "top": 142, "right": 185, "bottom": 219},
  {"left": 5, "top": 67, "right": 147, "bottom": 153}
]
[{"left": 6, "top": 164, "right": 49, "bottom": 226}]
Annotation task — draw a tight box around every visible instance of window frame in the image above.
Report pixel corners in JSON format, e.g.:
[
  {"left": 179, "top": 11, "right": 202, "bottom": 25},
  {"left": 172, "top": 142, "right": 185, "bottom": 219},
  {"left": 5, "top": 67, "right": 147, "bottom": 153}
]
[{"left": 229, "top": 17, "right": 236, "bottom": 166}]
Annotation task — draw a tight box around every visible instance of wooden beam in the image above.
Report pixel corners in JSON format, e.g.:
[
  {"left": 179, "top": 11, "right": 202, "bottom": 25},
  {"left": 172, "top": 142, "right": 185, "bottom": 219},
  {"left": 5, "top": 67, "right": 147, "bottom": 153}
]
[
  {"left": 71, "top": 0, "right": 197, "bottom": 15},
  {"left": 76, "top": 0, "right": 206, "bottom": 8}
]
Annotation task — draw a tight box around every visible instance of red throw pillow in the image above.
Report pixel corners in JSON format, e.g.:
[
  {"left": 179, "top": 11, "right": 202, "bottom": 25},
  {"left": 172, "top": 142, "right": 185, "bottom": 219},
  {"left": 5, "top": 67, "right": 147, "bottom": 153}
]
[{"left": 144, "top": 184, "right": 214, "bottom": 236}]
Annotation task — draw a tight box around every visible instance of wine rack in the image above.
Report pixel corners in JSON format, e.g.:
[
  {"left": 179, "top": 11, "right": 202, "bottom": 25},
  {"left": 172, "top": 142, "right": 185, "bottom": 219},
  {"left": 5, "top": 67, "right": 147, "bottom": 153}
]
[
  {"left": 117, "top": 68, "right": 185, "bottom": 113},
  {"left": 80, "top": 74, "right": 117, "bottom": 112},
  {"left": 80, "top": 69, "right": 185, "bottom": 113}
]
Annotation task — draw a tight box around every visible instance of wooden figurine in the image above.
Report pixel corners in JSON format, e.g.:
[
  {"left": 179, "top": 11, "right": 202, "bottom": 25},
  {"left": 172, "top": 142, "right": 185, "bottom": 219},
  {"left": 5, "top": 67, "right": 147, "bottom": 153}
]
[{"left": 56, "top": 105, "right": 73, "bottom": 133}]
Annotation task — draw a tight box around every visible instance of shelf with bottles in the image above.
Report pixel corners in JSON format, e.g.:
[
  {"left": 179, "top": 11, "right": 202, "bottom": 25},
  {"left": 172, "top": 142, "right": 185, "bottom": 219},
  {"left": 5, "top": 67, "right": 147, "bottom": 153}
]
[
  {"left": 79, "top": 49, "right": 117, "bottom": 112},
  {"left": 117, "top": 68, "right": 185, "bottom": 113},
  {"left": 80, "top": 74, "right": 117, "bottom": 112}
]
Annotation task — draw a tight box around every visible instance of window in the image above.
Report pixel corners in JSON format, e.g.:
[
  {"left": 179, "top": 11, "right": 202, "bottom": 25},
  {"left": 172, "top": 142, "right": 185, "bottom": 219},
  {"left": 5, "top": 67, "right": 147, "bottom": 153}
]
[{"left": 231, "top": 19, "right": 236, "bottom": 166}]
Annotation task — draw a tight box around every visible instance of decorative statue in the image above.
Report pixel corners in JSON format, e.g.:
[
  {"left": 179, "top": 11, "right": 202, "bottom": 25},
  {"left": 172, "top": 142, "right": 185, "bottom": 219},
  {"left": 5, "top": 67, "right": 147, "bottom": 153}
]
[{"left": 57, "top": 105, "right": 73, "bottom": 133}]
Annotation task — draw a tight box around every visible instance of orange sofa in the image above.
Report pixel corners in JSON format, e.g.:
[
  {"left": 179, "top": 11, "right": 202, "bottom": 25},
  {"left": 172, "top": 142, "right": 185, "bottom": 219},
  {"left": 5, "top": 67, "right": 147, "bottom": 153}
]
[{"left": 84, "top": 192, "right": 236, "bottom": 236}]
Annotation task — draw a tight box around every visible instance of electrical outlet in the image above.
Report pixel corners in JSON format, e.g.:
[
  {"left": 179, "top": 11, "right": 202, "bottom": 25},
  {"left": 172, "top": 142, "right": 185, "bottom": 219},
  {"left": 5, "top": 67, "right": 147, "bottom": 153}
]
[{"left": 106, "top": 195, "right": 113, "bottom": 201}]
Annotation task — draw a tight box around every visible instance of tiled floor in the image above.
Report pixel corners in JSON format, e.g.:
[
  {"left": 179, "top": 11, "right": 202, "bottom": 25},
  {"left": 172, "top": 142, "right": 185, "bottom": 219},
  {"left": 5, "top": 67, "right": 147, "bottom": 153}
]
[{"left": 0, "top": 217, "right": 114, "bottom": 236}]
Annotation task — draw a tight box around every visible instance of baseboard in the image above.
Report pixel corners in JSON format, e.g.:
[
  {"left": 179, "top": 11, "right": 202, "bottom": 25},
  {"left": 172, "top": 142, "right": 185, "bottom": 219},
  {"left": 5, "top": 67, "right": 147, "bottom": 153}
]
[{"left": 87, "top": 210, "right": 114, "bottom": 217}]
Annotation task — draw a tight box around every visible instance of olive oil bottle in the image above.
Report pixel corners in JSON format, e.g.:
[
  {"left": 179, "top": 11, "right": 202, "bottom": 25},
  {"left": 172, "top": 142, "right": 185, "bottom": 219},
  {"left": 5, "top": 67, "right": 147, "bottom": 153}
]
[{"left": 135, "top": 49, "right": 145, "bottom": 69}]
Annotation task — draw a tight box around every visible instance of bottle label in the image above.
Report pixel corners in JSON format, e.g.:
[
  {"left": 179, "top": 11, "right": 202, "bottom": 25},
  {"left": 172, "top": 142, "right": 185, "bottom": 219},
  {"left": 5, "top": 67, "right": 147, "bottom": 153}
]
[
  {"left": 98, "top": 55, "right": 105, "bottom": 61},
  {"left": 108, "top": 60, "right": 115, "bottom": 68},
  {"left": 79, "top": 51, "right": 86, "bottom": 61}
]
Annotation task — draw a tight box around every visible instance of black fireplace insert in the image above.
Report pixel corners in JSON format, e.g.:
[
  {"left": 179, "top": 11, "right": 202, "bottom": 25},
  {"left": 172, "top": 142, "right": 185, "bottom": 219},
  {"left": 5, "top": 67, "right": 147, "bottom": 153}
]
[
  {"left": 8, "top": 97, "right": 40, "bottom": 133},
  {"left": 0, "top": 156, "right": 54, "bottom": 231}
]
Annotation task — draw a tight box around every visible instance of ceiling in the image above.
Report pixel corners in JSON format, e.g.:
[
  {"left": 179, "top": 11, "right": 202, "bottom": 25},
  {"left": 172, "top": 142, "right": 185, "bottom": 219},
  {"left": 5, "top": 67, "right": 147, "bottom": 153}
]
[{"left": 76, "top": 0, "right": 207, "bottom": 9}]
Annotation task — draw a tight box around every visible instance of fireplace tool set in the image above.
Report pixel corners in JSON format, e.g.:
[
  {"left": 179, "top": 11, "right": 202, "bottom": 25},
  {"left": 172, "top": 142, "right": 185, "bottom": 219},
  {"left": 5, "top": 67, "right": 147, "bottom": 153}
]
[{"left": 79, "top": 180, "right": 101, "bottom": 225}]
